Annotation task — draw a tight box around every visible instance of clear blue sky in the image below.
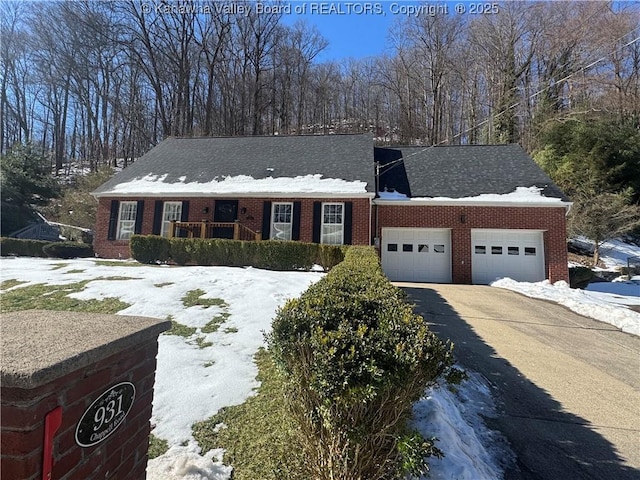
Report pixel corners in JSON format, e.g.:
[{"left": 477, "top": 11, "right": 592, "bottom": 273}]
[
  {"left": 279, "top": 1, "right": 440, "bottom": 61},
  {"left": 278, "top": 1, "right": 637, "bottom": 62}
]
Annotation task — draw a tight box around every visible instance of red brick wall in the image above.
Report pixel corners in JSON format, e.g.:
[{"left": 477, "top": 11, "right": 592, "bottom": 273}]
[
  {"left": 94, "top": 196, "right": 372, "bottom": 258},
  {"left": 376, "top": 204, "right": 569, "bottom": 283},
  {"left": 1, "top": 340, "right": 159, "bottom": 480}
]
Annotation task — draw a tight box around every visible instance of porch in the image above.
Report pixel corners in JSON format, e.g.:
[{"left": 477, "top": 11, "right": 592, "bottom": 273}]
[{"left": 169, "top": 220, "right": 262, "bottom": 241}]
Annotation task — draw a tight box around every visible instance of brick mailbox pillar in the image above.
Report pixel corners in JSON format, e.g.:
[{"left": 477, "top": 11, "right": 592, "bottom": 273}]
[{"left": 1, "top": 310, "right": 170, "bottom": 480}]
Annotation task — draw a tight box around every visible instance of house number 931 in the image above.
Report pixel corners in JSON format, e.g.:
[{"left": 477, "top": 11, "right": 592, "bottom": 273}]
[
  {"left": 75, "top": 382, "right": 135, "bottom": 447},
  {"left": 93, "top": 395, "right": 124, "bottom": 431}
]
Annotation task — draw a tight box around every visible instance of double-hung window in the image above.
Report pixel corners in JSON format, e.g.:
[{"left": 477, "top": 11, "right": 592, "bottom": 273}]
[
  {"left": 321, "top": 203, "right": 344, "bottom": 245},
  {"left": 161, "top": 202, "right": 183, "bottom": 237},
  {"left": 271, "top": 202, "right": 293, "bottom": 241},
  {"left": 116, "top": 201, "right": 137, "bottom": 240}
]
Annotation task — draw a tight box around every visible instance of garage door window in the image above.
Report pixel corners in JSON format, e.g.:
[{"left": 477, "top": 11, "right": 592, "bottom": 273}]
[
  {"left": 434, "top": 244, "right": 445, "bottom": 253},
  {"left": 491, "top": 246, "right": 503, "bottom": 255},
  {"left": 508, "top": 246, "right": 519, "bottom": 255},
  {"left": 403, "top": 244, "right": 413, "bottom": 252},
  {"left": 418, "top": 244, "right": 429, "bottom": 253},
  {"left": 475, "top": 245, "right": 486, "bottom": 254},
  {"left": 525, "top": 247, "right": 537, "bottom": 256},
  {"left": 387, "top": 243, "right": 398, "bottom": 252}
]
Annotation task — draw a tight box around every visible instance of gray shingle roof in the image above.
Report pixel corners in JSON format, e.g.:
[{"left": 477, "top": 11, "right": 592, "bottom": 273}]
[
  {"left": 94, "top": 134, "right": 375, "bottom": 195},
  {"left": 377, "top": 144, "right": 569, "bottom": 201}
]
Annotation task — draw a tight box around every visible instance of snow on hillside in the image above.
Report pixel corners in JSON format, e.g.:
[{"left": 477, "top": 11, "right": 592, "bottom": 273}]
[
  {"left": 0, "top": 258, "right": 511, "bottom": 480},
  {"left": 572, "top": 237, "right": 640, "bottom": 270}
]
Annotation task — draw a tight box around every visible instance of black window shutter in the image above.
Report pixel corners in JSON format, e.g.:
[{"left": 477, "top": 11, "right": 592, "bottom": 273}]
[
  {"left": 153, "top": 201, "right": 163, "bottom": 235},
  {"left": 312, "top": 201, "right": 322, "bottom": 244},
  {"left": 177, "top": 201, "right": 190, "bottom": 238},
  {"left": 292, "top": 201, "right": 301, "bottom": 241},
  {"left": 181, "top": 201, "right": 190, "bottom": 221},
  {"left": 343, "top": 202, "right": 353, "bottom": 245},
  {"left": 134, "top": 200, "right": 145, "bottom": 234},
  {"left": 107, "top": 200, "right": 120, "bottom": 240},
  {"left": 261, "top": 201, "right": 272, "bottom": 240}
]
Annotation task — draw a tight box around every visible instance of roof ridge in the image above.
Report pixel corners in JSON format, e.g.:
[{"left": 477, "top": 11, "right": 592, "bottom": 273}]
[
  {"left": 380, "top": 143, "right": 522, "bottom": 149},
  {"left": 166, "top": 133, "right": 373, "bottom": 140}
]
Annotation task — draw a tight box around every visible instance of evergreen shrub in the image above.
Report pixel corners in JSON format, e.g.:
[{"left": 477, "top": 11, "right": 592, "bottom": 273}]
[
  {"left": 130, "top": 235, "right": 171, "bottom": 264},
  {"left": 1, "top": 238, "right": 53, "bottom": 257},
  {"left": 168, "top": 238, "right": 192, "bottom": 266},
  {"left": 267, "top": 247, "right": 452, "bottom": 480},
  {"left": 42, "top": 241, "right": 93, "bottom": 259},
  {"left": 568, "top": 266, "right": 595, "bottom": 289},
  {"left": 130, "top": 235, "right": 343, "bottom": 271}
]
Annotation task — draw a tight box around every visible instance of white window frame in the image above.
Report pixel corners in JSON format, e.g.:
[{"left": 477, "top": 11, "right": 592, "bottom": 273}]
[
  {"left": 161, "top": 201, "right": 183, "bottom": 237},
  {"left": 321, "top": 202, "right": 344, "bottom": 245},
  {"left": 270, "top": 202, "right": 293, "bottom": 241},
  {"left": 116, "top": 201, "right": 137, "bottom": 240}
]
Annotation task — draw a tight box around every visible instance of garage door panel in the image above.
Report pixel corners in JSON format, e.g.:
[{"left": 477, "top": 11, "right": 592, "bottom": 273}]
[
  {"left": 472, "top": 229, "right": 544, "bottom": 284},
  {"left": 382, "top": 228, "right": 451, "bottom": 283}
]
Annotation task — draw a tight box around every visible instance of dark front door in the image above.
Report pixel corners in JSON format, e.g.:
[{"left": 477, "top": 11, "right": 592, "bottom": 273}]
[{"left": 213, "top": 200, "right": 238, "bottom": 239}]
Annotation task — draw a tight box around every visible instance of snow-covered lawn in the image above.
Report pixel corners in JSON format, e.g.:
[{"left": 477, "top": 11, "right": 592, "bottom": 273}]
[
  {"left": 0, "top": 257, "right": 509, "bottom": 480},
  {"left": 571, "top": 237, "right": 640, "bottom": 270}
]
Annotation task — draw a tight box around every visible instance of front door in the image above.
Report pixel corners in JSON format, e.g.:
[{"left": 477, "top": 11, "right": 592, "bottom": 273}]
[{"left": 213, "top": 200, "right": 238, "bottom": 239}]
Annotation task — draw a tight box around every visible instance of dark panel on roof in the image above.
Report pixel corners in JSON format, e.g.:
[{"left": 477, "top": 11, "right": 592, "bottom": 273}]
[
  {"left": 374, "top": 147, "right": 411, "bottom": 196},
  {"left": 380, "top": 144, "right": 569, "bottom": 200},
  {"left": 94, "top": 134, "right": 375, "bottom": 194}
]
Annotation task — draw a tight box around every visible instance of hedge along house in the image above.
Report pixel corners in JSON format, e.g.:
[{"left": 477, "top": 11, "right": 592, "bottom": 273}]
[{"left": 92, "top": 134, "right": 571, "bottom": 284}]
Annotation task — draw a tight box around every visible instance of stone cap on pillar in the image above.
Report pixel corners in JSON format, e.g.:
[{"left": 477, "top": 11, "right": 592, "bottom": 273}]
[{"left": 1, "top": 310, "right": 171, "bottom": 389}]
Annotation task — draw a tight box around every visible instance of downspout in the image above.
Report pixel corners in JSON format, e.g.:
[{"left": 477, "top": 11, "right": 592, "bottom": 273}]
[
  {"left": 565, "top": 202, "right": 573, "bottom": 216},
  {"left": 373, "top": 161, "right": 380, "bottom": 249},
  {"left": 369, "top": 195, "right": 373, "bottom": 246}
]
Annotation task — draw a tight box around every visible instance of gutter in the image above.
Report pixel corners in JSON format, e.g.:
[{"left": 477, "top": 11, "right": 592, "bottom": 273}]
[
  {"left": 93, "top": 191, "right": 377, "bottom": 200},
  {"left": 373, "top": 199, "right": 573, "bottom": 208}
]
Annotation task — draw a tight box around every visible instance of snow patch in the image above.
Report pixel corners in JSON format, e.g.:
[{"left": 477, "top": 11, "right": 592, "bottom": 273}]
[
  {"left": 147, "top": 445, "right": 231, "bottom": 480},
  {"left": 106, "top": 173, "right": 369, "bottom": 195},
  {"left": 413, "top": 371, "right": 513, "bottom": 480},
  {"left": 377, "top": 190, "right": 408, "bottom": 200},
  {"left": 572, "top": 237, "right": 640, "bottom": 270},
  {"left": 492, "top": 278, "right": 640, "bottom": 336},
  {"left": 377, "top": 186, "right": 565, "bottom": 203}
]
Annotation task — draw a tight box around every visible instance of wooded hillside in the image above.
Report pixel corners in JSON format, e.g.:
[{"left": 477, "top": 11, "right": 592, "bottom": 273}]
[{"left": 2, "top": 2, "right": 637, "bottom": 170}]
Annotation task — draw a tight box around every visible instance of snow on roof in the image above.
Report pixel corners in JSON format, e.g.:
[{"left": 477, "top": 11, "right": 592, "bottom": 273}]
[
  {"left": 377, "top": 186, "right": 567, "bottom": 204},
  {"left": 377, "top": 190, "right": 409, "bottom": 200},
  {"left": 106, "top": 173, "right": 369, "bottom": 195}
]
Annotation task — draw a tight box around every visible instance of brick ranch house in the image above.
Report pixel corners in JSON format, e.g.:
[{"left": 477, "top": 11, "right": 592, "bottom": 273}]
[{"left": 92, "top": 134, "right": 571, "bottom": 284}]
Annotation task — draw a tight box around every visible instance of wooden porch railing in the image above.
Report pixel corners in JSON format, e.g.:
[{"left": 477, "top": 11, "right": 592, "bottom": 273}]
[{"left": 168, "top": 220, "right": 262, "bottom": 241}]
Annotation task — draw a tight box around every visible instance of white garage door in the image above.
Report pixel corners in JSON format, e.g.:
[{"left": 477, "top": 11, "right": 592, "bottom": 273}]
[
  {"left": 471, "top": 229, "right": 545, "bottom": 284},
  {"left": 382, "top": 228, "right": 452, "bottom": 283}
]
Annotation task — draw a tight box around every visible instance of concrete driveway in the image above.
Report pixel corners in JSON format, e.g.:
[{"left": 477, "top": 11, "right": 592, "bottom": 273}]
[{"left": 398, "top": 283, "right": 640, "bottom": 480}]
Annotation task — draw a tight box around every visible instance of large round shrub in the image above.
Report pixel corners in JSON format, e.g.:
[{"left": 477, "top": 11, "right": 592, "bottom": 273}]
[{"left": 267, "top": 247, "right": 451, "bottom": 480}]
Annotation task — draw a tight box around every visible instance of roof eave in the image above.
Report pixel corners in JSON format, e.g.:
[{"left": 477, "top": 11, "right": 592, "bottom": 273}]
[
  {"left": 374, "top": 199, "right": 573, "bottom": 208},
  {"left": 93, "top": 191, "right": 376, "bottom": 199}
]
